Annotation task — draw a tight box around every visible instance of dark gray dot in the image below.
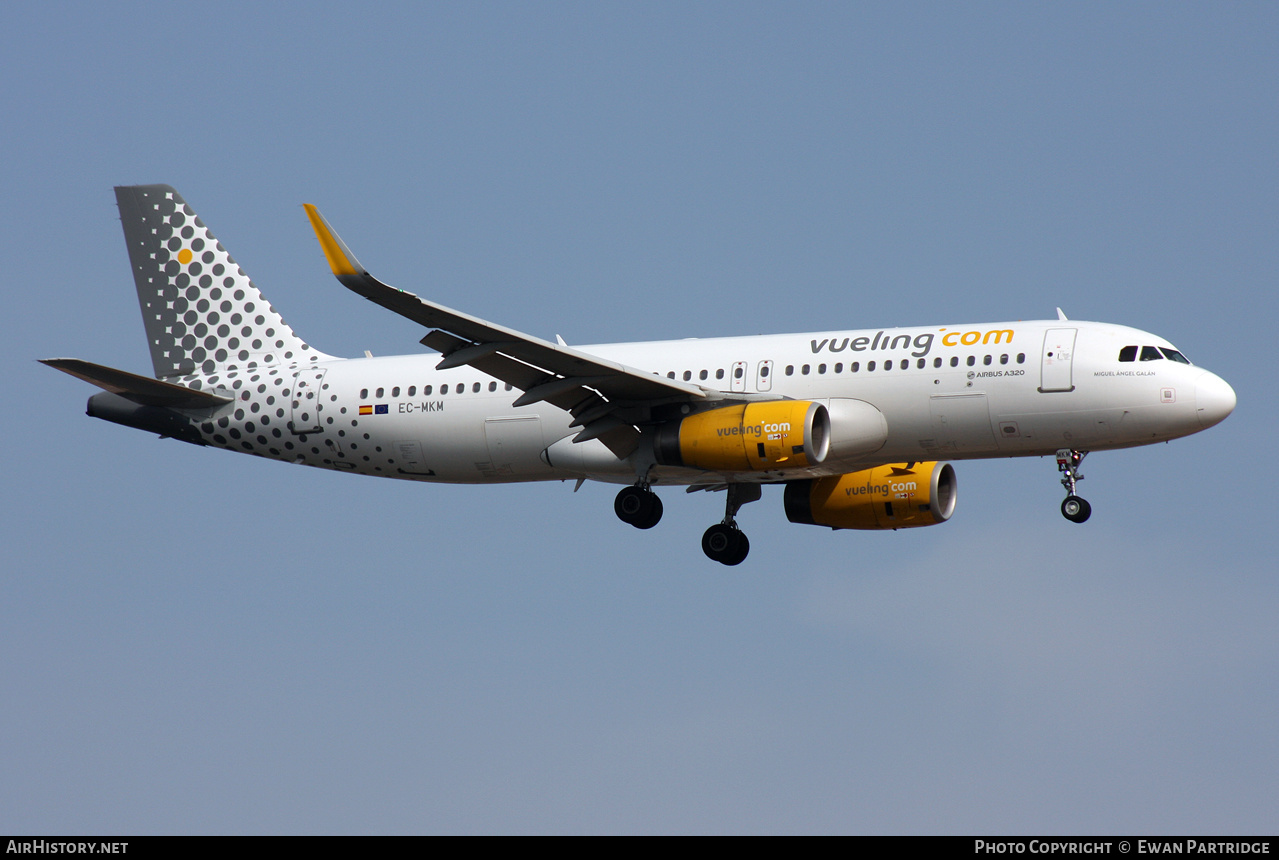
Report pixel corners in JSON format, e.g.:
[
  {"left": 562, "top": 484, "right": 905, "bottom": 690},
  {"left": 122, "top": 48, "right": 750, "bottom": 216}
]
[
  {"left": 181, "top": 226, "right": 194, "bottom": 239},
  {"left": 196, "top": 299, "right": 210, "bottom": 312},
  {"left": 175, "top": 273, "right": 190, "bottom": 289},
  {"left": 220, "top": 301, "right": 232, "bottom": 313},
  {"left": 212, "top": 264, "right": 225, "bottom": 276},
  {"left": 210, "top": 288, "right": 222, "bottom": 300},
  {"left": 215, "top": 349, "right": 227, "bottom": 362},
  {"left": 192, "top": 238, "right": 205, "bottom": 251},
  {"left": 213, "top": 434, "right": 227, "bottom": 444},
  {"left": 167, "top": 237, "right": 182, "bottom": 251},
  {"left": 202, "top": 251, "right": 214, "bottom": 264},
  {"left": 217, "top": 325, "right": 230, "bottom": 337},
  {"left": 223, "top": 277, "right": 235, "bottom": 288},
  {"left": 207, "top": 312, "right": 220, "bottom": 325},
  {"left": 199, "top": 275, "right": 212, "bottom": 288},
  {"left": 228, "top": 338, "right": 240, "bottom": 349},
  {"left": 228, "top": 428, "right": 241, "bottom": 439},
  {"left": 204, "top": 336, "right": 218, "bottom": 349},
  {"left": 188, "top": 262, "right": 202, "bottom": 276},
  {"left": 165, "top": 261, "right": 180, "bottom": 276},
  {"left": 192, "top": 347, "right": 207, "bottom": 362}
]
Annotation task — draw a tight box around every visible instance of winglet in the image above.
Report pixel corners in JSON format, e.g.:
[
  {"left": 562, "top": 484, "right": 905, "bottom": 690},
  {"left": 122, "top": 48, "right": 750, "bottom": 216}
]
[
  {"left": 1056, "top": 307, "right": 1069, "bottom": 321},
  {"left": 303, "top": 204, "right": 365, "bottom": 278}
]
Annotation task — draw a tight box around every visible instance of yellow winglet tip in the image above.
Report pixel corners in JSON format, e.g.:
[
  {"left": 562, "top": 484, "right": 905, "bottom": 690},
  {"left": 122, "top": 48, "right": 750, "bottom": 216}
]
[{"left": 303, "top": 203, "right": 360, "bottom": 277}]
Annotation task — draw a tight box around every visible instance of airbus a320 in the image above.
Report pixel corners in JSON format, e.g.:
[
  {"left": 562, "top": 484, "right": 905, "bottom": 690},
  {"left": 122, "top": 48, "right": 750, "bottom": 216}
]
[{"left": 43, "top": 186, "right": 1236, "bottom": 565}]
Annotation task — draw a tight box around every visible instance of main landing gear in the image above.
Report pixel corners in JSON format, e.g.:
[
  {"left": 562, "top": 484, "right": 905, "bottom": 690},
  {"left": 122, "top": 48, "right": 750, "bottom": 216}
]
[
  {"left": 615, "top": 484, "right": 663, "bottom": 530},
  {"left": 701, "top": 483, "right": 761, "bottom": 566},
  {"left": 1056, "top": 448, "right": 1092, "bottom": 524},
  {"left": 614, "top": 481, "right": 761, "bottom": 566}
]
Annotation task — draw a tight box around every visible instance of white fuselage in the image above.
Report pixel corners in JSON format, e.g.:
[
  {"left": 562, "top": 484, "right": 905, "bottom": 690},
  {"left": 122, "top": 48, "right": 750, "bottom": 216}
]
[{"left": 184, "top": 318, "right": 1233, "bottom": 486}]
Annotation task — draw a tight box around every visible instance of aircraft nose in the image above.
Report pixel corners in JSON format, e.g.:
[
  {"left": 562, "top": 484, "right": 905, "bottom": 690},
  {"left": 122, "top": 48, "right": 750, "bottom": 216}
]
[{"left": 1195, "top": 370, "right": 1236, "bottom": 429}]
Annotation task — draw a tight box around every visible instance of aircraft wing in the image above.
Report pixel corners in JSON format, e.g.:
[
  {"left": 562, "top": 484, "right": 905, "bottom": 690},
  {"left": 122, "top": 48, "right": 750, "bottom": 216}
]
[{"left": 304, "top": 205, "right": 711, "bottom": 457}]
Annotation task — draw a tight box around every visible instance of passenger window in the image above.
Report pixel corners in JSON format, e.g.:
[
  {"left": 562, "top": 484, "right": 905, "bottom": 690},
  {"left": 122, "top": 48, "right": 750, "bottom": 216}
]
[
  {"left": 917, "top": 359, "right": 926, "bottom": 369},
  {"left": 850, "top": 362, "right": 859, "bottom": 372},
  {"left": 1140, "top": 346, "right": 1163, "bottom": 361},
  {"left": 818, "top": 363, "right": 826, "bottom": 374},
  {"left": 408, "top": 386, "right": 416, "bottom": 396},
  {"left": 375, "top": 387, "right": 384, "bottom": 398},
  {"left": 801, "top": 365, "right": 810, "bottom": 375},
  {"left": 667, "top": 372, "right": 675, "bottom": 379},
  {"left": 1016, "top": 353, "right": 1026, "bottom": 364},
  {"left": 360, "top": 388, "right": 368, "bottom": 399},
  {"left": 999, "top": 355, "right": 1008, "bottom": 365},
  {"left": 867, "top": 361, "right": 876, "bottom": 371},
  {"left": 683, "top": 370, "right": 692, "bottom": 381},
  {"left": 392, "top": 386, "right": 400, "bottom": 397},
  {"left": 489, "top": 381, "right": 497, "bottom": 391},
  {"left": 950, "top": 357, "right": 959, "bottom": 367},
  {"left": 699, "top": 370, "right": 708, "bottom": 380},
  {"left": 473, "top": 382, "right": 481, "bottom": 393},
  {"left": 760, "top": 366, "right": 770, "bottom": 377},
  {"left": 734, "top": 367, "right": 744, "bottom": 379},
  {"left": 933, "top": 358, "right": 942, "bottom": 368},
  {"left": 785, "top": 366, "right": 794, "bottom": 376},
  {"left": 966, "top": 356, "right": 975, "bottom": 367},
  {"left": 983, "top": 355, "right": 992, "bottom": 366},
  {"left": 833, "top": 363, "right": 842, "bottom": 373},
  {"left": 424, "top": 385, "right": 432, "bottom": 395},
  {"left": 441, "top": 384, "right": 448, "bottom": 394},
  {"left": 716, "top": 369, "right": 725, "bottom": 380},
  {"left": 1118, "top": 346, "right": 1137, "bottom": 362}
]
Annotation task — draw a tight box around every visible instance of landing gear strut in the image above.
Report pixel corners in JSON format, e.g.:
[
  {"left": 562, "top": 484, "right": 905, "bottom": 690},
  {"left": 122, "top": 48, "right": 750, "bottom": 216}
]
[
  {"left": 615, "top": 484, "right": 663, "bottom": 530},
  {"left": 1056, "top": 448, "right": 1092, "bottom": 524},
  {"left": 702, "top": 483, "right": 761, "bottom": 566}
]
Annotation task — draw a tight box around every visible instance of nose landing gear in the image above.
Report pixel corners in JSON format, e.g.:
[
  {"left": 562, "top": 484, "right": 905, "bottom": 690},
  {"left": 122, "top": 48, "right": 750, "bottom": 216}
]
[
  {"left": 701, "top": 483, "right": 761, "bottom": 566},
  {"left": 1056, "top": 448, "right": 1091, "bottom": 523},
  {"left": 615, "top": 484, "right": 663, "bottom": 530}
]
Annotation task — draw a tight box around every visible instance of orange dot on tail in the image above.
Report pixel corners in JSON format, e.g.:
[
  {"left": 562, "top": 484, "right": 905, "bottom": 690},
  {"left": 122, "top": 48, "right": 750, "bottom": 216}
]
[{"left": 178, "top": 248, "right": 193, "bottom": 265}]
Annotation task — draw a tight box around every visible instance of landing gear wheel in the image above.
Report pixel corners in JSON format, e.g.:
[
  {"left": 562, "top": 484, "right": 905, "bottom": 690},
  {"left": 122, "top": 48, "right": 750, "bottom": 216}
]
[
  {"left": 615, "top": 486, "right": 663, "bottom": 529},
  {"left": 702, "top": 523, "right": 749, "bottom": 566},
  {"left": 1061, "top": 495, "right": 1091, "bottom": 524}
]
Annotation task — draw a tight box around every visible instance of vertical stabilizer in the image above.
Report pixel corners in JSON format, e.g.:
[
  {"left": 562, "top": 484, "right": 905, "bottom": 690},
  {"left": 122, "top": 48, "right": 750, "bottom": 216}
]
[{"left": 116, "top": 185, "right": 329, "bottom": 378}]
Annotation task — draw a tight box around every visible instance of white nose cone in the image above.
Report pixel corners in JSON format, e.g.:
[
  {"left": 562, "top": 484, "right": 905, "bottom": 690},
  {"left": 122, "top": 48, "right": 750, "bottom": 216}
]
[{"left": 1195, "top": 371, "right": 1237, "bottom": 429}]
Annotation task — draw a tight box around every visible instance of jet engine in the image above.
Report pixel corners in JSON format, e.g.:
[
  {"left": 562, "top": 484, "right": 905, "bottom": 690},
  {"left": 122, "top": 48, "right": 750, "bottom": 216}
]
[
  {"left": 784, "top": 461, "right": 956, "bottom": 530},
  {"left": 655, "top": 401, "right": 829, "bottom": 472}
]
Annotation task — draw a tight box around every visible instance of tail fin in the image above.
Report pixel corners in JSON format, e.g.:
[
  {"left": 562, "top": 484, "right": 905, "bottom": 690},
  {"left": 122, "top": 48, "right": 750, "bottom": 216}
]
[{"left": 115, "top": 185, "right": 330, "bottom": 378}]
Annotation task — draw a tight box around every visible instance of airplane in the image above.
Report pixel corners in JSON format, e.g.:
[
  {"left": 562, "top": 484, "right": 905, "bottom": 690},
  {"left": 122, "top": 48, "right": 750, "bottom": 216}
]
[{"left": 42, "top": 185, "right": 1237, "bottom": 565}]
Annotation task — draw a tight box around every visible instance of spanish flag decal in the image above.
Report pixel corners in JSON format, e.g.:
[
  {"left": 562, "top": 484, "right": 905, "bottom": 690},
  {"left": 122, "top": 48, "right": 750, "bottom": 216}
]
[{"left": 359, "top": 405, "right": 373, "bottom": 415}]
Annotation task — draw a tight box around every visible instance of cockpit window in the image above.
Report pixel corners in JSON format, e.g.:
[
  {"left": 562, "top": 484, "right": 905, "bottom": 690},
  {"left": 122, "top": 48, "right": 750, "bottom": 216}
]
[
  {"left": 1140, "top": 346, "right": 1163, "bottom": 361},
  {"left": 1160, "top": 347, "right": 1191, "bottom": 364},
  {"left": 1118, "top": 346, "right": 1137, "bottom": 362}
]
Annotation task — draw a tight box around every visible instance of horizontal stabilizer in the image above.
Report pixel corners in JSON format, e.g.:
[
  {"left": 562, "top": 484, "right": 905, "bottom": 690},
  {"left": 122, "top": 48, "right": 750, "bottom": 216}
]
[{"left": 40, "top": 359, "right": 232, "bottom": 409}]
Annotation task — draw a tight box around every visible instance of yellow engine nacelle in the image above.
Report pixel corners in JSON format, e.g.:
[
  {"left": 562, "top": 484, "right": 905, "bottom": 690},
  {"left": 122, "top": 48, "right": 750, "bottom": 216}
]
[
  {"left": 784, "top": 462, "right": 957, "bottom": 530},
  {"left": 655, "top": 401, "right": 829, "bottom": 472}
]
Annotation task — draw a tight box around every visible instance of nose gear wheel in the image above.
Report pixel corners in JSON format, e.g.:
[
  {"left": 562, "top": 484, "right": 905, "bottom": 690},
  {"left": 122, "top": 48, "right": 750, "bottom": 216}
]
[{"left": 1055, "top": 449, "right": 1091, "bottom": 524}]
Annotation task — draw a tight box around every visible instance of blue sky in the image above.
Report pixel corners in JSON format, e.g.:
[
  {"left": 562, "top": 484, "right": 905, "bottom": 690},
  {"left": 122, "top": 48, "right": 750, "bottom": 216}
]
[{"left": 3, "top": 2, "right": 1276, "bottom": 833}]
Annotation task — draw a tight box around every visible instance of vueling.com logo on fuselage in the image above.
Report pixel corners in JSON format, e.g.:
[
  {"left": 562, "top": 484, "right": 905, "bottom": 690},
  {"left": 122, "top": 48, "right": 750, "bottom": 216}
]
[
  {"left": 716, "top": 421, "right": 791, "bottom": 439},
  {"left": 808, "top": 327, "right": 1015, "bottom": 358}
]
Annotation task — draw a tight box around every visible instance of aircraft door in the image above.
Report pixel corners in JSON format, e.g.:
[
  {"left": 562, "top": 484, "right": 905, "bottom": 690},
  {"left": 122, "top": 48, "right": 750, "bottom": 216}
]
[
  {"left": 1040, "top": 328, "right": 1077, "bottom": 393},
  {"left": 730, "top": 361, "right": 748, "bottom": 393},
  {"left": 290, "top": 368, "right": 327, "bottom": 434},
  {"left": 756, "top": 360, "right": 773, "bottom": 392}
]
